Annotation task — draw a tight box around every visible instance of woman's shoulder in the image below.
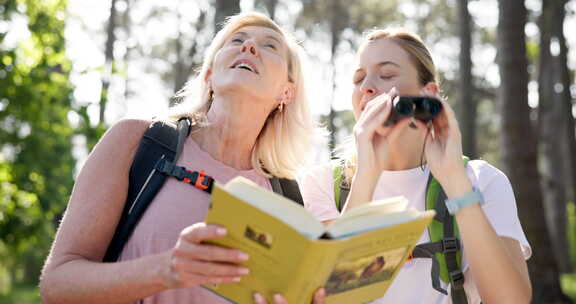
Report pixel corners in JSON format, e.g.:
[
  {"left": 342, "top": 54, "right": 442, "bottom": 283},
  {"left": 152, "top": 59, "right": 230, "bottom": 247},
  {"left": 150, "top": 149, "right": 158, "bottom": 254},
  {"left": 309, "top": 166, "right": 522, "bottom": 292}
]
[
  {"left": 97, "top": 118, "right": 151, "bottom": 149},
  {"left": 467, "top": 159, "right": 505, "bottom": 174},
  {"left": 103, "top": 118, "right": 152, "bottom": 143},
  {"left": 466, "top": 159, "right": 511, "bottom": 188},
  {"left": 298, "top": 160, "right": 341, "bottom": 181},
  {"left": 84, "top": 118, "right": 152, "bottom": 168}
]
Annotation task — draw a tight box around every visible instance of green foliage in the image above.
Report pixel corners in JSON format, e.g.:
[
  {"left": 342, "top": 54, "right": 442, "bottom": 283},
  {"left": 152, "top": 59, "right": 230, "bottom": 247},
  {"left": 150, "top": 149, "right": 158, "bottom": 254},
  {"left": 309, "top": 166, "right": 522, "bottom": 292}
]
[
  {"left": 568, "top": 203, "right": 576, "bottom": 272},
  {"left": 0, "top": 0, "right": 75, "bottom": 290},
  {"left": 0, "top": 163, "right": 45, "bottom": 293},
  {"left": 0, "top": 282, "right": 40, "bottom": 304},
  {"left": 560, "top": 203, "right": 576, "bottom": 301},
  {"left": 561, "top": 273, "right": 576, "bottom": 302},
  {"left": 526, "top": 40, "right": 540, "bottom": 64}
]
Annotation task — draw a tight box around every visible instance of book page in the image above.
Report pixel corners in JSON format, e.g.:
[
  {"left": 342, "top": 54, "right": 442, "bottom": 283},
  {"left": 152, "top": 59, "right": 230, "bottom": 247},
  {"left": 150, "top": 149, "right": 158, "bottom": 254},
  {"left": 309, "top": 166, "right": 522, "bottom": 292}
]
[
  {"left": 225, "top": 177, "right": 325, "bottom": 239},
  {"left": 327, "top": 196, "right": 419, "bottom": 238},
  {"left": 327, "top": 210, "right": 422, "bottom": 239},
  {"left": 320, "top": 214, "right": 435, "bottom": 304}
]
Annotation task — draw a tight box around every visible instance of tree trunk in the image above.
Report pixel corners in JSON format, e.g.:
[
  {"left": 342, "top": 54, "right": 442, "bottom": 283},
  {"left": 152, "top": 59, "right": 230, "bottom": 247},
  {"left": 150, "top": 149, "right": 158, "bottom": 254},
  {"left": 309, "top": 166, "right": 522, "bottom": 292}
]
[
  {"left": 122, "top": 0, "right": 133, "bottom": 102},
  {"left": 555, "top": 0, "right": 576, "bottom": 270},
  {"left": 538, "top": 0, "right": 572, "bottom": 274},
  {"left": 496, "top": 0, "right": 570, "bottom": 302},
  {"left": 554, "top": 0, "right": 576, "bottom": 222},
  {"left": 214, "top": 0, "right": 240, "bottom": 32},
  {"left": 173, "top": 10, "right": 206, "bottom": 99},
  {"left": 457, "top": 0, "right": 477, "bottom": 158},
  {"left": 264, "top": 0, "right": 278, "bottom": 20},
  {"left": 326, "top": 0, "right": 348, "bottom": 151},
  {"left": 100, "top": 0, "right": 118, "bottom": 125},
  {"left": 173, "top": 4, "right": 185, "bottom": 96}
]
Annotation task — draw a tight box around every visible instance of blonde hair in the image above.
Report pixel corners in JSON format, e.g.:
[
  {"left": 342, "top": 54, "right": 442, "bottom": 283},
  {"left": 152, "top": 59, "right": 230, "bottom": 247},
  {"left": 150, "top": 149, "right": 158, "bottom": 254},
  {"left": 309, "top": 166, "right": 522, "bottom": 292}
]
[
  {"left": 169, "top": 12, "right": 317, "bottom": 179},
  {"left": 339, "top": 28, "right": 439, "bottom": 184}
]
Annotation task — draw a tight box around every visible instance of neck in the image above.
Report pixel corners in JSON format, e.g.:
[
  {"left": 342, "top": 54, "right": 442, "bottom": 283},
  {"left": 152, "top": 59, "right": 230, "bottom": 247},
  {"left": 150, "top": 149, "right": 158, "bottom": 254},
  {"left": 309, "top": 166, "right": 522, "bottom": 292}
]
[
  {"left": 378, "top": 132, "right": 428, "bottom": 171},
  {"left": 380, "top": 147, "right": 425, "bottom": 171},
  {"left": 191, "top": 93, "right": 273, "bottom": 170}
]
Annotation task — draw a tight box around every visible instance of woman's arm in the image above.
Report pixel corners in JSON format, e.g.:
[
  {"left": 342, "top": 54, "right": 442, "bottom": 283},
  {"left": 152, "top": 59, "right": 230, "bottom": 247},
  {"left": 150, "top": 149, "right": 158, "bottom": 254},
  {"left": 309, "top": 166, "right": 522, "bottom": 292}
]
[
  {"left": 343, "top": 88, "right": 411, "bottom": 212},
  {"left": 40, "top": 119, "right": 168, "bottom": 303},
  {"left": 455, "top": 197, "right": 531, "bottom": 303},
  {"left": 442, "top": 177, "right": 531, "bottom": 303},
  {"left": 40, "top": 119, "right": 250, "bottom": 304},
  {"left": 424, "top": 99, "right": 531, "bottom": 303}
]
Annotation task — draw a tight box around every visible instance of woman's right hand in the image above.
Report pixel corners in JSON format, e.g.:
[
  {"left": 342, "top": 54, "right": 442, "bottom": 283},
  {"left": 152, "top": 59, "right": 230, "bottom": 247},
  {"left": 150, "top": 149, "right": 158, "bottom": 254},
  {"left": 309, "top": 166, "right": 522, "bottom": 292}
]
[
  {"left": 161, "top": 222, "right": 251, "bottom": 289},
  {"left": 353, "top": 87, "right": 410, "bottom": 175}
]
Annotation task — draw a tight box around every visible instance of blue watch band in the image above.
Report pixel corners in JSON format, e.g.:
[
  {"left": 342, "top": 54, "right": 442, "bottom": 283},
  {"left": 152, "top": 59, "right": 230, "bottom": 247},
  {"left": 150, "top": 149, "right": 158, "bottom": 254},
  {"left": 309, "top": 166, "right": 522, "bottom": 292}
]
[{"left": 445, "top": 187, "right": 484, "bottom": 215}]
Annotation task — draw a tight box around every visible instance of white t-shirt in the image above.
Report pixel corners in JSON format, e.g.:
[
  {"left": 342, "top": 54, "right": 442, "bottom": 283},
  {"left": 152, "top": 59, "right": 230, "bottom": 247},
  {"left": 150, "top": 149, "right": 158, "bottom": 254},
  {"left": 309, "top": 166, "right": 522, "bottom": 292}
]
[{"left": 298, "top": 160, "right": 531, "bottom": 304}]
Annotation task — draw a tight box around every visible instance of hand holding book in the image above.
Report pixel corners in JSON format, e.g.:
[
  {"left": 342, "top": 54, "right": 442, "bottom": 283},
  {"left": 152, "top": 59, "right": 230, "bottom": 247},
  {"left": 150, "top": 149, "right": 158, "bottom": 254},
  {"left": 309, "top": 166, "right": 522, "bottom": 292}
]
[{"left": 162, "top": 223, "right": 251, "bottom": 288}]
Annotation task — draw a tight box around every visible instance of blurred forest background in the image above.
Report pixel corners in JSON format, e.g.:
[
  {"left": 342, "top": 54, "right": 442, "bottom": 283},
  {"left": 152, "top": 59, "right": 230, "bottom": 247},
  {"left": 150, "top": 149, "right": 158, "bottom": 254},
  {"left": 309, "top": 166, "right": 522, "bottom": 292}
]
[{"left": 1, "top": 0, "right": 576, "bottom": 302}]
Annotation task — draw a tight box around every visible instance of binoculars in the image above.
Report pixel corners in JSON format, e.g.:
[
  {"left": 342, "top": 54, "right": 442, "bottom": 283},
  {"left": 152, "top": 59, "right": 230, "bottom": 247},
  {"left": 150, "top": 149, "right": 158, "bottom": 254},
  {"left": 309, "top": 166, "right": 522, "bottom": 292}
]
[{"left": 383, "top": 96, "right": 443, "bottom": 127}]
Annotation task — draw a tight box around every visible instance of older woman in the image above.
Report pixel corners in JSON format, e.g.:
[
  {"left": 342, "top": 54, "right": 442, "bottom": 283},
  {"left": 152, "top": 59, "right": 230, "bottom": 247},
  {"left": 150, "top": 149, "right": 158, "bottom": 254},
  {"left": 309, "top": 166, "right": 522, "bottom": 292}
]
[
  {"left": 40, "top": 12, "right": 323, "bottom": 304},
  {"left": 300, "top": 28, "right": 532, "bottom": 304}
]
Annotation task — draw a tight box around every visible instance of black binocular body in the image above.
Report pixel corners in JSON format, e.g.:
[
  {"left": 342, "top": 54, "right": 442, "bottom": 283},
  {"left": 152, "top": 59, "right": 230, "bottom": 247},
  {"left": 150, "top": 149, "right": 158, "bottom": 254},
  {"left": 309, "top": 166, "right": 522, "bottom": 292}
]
[{"left": 383, "top": 96, "right": 443, "bottom": 126}]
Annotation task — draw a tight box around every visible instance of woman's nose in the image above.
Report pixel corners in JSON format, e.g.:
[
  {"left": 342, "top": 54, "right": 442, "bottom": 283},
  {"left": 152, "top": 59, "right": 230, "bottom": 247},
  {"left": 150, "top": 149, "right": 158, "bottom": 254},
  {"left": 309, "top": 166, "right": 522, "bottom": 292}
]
[
  {"left": 361, "top": 81, "right": 378, "bottom": 96},
  {"left": 241, "top": 40, "right": 258, "bottom": 56}
]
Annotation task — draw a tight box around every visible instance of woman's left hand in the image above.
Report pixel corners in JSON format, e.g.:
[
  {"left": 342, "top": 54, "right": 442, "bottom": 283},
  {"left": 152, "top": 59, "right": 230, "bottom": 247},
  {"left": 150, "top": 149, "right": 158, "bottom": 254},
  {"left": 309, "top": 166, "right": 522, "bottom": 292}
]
[
  {"left": 419, "top": 91, "right": 470, "bottom": 196},
  {"left": 253, "top": 288, "right": 326, "bottom": 304}
]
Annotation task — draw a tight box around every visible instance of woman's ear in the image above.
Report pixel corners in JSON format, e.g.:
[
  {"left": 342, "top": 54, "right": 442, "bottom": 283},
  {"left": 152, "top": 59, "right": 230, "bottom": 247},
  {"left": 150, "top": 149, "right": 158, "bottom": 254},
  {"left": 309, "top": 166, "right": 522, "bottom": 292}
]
[
  {"left": 423, "top": 82, "right": 439, "bottom": 94},
  {"left": 277, "top": 83, "right": 296, "bottom": 105},
  {"left": 204, "top": 68, "right": 212, "bottom": 84}
]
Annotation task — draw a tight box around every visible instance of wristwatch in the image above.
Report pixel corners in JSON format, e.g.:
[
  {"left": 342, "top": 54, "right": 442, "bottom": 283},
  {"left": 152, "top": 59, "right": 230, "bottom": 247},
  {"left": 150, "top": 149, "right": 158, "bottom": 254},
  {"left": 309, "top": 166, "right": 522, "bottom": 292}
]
[{"left": 445, "top": 187, "right": 485, "bottom": 215}]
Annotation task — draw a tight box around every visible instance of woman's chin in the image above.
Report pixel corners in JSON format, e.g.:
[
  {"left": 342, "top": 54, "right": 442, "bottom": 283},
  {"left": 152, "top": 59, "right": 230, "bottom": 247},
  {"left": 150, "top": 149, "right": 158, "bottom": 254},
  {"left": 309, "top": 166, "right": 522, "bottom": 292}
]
[{"left": 216, "top": 82, "right": 271, "bottom": 102}]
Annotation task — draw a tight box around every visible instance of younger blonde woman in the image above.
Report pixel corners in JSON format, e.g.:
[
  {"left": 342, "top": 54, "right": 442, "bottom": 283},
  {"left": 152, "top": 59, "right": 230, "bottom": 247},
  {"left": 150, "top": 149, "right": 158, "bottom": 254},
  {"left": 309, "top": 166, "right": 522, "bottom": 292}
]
[{"left": 300, "top": 29, "right": 532, "bottom": 304}]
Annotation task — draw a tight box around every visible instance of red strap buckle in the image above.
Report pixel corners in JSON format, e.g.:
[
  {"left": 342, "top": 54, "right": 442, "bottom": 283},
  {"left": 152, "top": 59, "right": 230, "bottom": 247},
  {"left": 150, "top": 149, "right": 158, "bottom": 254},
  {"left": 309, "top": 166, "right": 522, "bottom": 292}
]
[{"left": 195, "top": 170, "right": 209, "bottom": 190}]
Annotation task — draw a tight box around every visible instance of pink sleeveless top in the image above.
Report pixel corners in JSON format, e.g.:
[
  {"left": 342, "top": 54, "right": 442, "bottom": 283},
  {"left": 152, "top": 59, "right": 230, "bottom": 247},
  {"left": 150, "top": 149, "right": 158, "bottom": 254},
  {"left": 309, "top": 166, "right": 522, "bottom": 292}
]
[{"left": 119, "top": 137, "right": 272, "bottom": 304}]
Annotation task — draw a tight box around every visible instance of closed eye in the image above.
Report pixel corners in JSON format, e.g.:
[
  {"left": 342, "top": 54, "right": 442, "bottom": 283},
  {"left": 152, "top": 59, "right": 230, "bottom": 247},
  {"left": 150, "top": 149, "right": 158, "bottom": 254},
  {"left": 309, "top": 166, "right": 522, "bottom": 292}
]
[
  {"left": 231, "top": 38, "right": 244, "bottom": 44},
  {"left": 265, "top": 43, "right": 277, "bottom": 50}
]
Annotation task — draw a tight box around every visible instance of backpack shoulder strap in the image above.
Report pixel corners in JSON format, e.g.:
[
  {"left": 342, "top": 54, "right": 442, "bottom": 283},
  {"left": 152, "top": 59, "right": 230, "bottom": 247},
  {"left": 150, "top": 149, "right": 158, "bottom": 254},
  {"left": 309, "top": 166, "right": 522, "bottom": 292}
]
[
  {"left": 423, "top": 156, "right": 470, "bottom": 303},
  {"left": 104, "top": 118, "right": 191, "bottom": 262},
  {"left": 333, "top": 162, "right": 349, "bottom": 212},
  {"left": 269, "top": 177, "right": 304, "bottom": 206}
]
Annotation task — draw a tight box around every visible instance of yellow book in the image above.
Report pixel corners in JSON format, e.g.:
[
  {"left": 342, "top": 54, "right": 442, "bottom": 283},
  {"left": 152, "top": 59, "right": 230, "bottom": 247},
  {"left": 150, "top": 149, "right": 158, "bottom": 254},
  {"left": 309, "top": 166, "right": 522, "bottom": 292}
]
[{"left": 204, "top": 176, "right": 435, "bottom": 304}]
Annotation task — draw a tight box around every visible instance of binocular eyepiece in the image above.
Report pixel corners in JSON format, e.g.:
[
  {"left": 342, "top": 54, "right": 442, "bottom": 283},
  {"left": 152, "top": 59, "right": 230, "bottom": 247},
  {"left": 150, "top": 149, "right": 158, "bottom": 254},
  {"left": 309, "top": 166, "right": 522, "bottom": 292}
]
[{"left": 383, "top": 96, "right": 443, "bottom": 127}]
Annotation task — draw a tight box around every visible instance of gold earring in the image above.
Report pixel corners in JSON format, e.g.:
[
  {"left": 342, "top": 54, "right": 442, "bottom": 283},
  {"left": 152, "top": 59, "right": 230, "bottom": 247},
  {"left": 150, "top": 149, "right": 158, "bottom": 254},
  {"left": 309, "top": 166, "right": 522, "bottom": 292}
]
[{"left": 278, "top": 102, "right": 284, "bottom": 112}]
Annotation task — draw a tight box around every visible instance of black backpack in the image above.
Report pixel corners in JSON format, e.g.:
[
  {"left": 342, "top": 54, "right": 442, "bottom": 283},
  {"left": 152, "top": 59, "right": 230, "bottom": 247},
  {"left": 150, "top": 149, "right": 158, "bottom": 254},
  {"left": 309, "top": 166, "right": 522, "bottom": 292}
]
[{"left": 104, "top": 117, "right": 304, "bottom": 262}]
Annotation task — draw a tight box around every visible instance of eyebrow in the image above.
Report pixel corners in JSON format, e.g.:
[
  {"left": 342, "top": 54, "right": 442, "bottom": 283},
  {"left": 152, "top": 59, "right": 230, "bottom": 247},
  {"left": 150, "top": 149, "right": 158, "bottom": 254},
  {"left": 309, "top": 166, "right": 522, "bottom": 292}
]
[
  {"left": 354, "top": 61, "right": 400, "bottom": 74},
  {"left": 377, "top": 61, "right": 400, "bottom": 68},
  {"left": 232, "top": 31, "right": 283, "bottom": 44}
]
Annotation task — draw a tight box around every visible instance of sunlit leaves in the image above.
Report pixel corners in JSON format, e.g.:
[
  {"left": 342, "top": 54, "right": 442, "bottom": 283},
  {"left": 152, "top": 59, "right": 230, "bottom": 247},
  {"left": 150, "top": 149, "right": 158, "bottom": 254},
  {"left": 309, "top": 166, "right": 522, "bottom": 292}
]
[{"left": 0, "top": 0, "right": 74, "bottom": 288}]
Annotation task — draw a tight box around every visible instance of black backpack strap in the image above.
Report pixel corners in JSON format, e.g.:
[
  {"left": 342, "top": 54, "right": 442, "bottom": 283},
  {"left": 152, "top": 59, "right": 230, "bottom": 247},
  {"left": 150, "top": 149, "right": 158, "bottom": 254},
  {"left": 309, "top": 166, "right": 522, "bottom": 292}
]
[
  {"left": 103, "top": 118, "right": 191, "bottom": 262},
  {"left": 442, "top": 198, "right": 467, "bottom": 303},
  {"left": 269, "top": 177, "right": 304, "bottom": 206}
]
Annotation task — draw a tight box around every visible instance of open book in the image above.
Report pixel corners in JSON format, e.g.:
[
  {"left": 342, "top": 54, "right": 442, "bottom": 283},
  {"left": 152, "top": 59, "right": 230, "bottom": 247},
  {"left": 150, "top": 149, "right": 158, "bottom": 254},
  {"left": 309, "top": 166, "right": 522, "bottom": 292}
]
[{"left": 204, "top": 176, "right": 435, "bottom": 304}]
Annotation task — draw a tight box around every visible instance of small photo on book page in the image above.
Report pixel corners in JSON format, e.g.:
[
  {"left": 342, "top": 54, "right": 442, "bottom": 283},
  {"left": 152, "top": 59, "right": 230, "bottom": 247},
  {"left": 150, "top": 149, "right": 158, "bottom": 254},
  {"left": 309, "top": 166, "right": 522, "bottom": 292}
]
[
  {"left": 324, "top": 246, "right": 409, "bottom": 295},
  {"left": 244, "top": 225, "right": 274, "bottom": 249}
]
